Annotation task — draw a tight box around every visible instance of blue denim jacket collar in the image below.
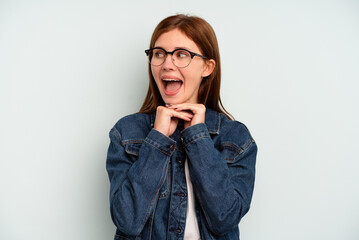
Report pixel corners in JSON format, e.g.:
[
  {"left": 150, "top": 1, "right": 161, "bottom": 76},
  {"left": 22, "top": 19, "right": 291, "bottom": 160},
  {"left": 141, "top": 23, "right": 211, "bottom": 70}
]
[{"left": 149, "top": 107, "right": 220, "bottom": 135}]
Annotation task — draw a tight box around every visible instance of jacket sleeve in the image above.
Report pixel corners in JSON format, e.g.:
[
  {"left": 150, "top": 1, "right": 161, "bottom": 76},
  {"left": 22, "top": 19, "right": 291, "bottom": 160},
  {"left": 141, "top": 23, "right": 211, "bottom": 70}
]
[
  {"left": 106, "top": 126, "right": 175, "bottom": 236},
  {"left": 181, "top": 122, "right": 257, "bottom": 235}
]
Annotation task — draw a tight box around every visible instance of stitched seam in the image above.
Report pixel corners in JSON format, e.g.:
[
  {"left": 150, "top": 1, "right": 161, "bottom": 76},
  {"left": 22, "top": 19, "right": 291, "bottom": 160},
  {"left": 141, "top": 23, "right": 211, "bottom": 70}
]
[
  {"left": 144, "top": 139, "right": 171, "bottom": 156},
  {"left": 159, "top": 191, "right": 169, "bottom": 198},
  {"left": 242, "top": 138, "right": 255, "bottom": 153},
  {"left": 112, "top": 127, "right": 124, "bottom": 146},
  {"left": 122, "top": 139, "right": 144, "bottom": 145},
  {"left": 159, "top": 163, "right": 171, "bottom": 199},
  {"left": 221, "top": 142, "right": 243, "bottom": 155},
  {"left": 124, "top": 143, "right": 144, "bottom": 157},
  {"left": 232, "top": 138, "right": 255, "bottom": 163},
  {"left": 184, "top": 135, "right": 210, "bottom": 147},
  {"left": 146, "top": 202, "right": 157, "bottom": 240},
  {"left": 224, "top": 137, "right": 255, "bottom": 162},
  {"left": 221, "top": 142, "right": 243, "bottom": 161}
]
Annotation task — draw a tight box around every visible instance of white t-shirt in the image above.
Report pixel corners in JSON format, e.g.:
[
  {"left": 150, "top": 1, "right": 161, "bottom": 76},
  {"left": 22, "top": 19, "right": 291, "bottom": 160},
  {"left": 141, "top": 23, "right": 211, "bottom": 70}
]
[{"left": 183, "top": 158, "right": 201, "bottom": 240}]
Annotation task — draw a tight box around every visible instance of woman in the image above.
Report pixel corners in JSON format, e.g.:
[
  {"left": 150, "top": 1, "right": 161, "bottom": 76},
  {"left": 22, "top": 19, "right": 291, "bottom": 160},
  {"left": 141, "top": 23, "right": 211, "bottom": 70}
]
[{"left": 106, "top": 14, "right": 257, "bottom": 240}]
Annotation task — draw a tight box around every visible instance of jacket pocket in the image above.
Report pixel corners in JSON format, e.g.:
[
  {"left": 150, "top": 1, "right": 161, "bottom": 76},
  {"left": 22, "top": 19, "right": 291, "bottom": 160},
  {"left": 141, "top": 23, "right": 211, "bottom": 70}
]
[
  {"left": 220, "top": 142, "right": 243, "bottom": 163},
  {"left": 123, "top": 140, "right": 171, "bottom": 199},
  {"left": 123, "top": 140, "right": 144, "bottom": 162}
]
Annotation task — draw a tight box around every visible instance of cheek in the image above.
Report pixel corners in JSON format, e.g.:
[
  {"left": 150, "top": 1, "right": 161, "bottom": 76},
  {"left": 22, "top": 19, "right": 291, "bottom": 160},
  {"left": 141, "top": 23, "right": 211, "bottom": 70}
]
[
  {"left": 151, "top": 66, "right": 157, "bottom": 77},
  {"left": 189, "top": 62, "right": 205, "bottom": 77},
  {"left": 184, "top": 68, "right": 203, "bottom": 87},
  {"left": 151, "top": 67, "right": 160, "bottom": 83}
]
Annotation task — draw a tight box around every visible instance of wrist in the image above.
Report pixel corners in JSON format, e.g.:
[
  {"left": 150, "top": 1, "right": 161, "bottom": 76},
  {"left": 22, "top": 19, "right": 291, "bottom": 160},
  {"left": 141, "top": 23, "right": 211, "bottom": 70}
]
[{"left": 181, "top": 123, "right": 210, "bottom": 145}]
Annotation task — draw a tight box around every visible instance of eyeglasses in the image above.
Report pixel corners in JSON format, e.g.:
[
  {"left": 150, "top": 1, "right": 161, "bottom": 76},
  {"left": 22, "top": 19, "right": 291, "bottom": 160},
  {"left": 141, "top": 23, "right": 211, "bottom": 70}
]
[{"left": 145, "top": 47, "right": 208, "bottom": 68}]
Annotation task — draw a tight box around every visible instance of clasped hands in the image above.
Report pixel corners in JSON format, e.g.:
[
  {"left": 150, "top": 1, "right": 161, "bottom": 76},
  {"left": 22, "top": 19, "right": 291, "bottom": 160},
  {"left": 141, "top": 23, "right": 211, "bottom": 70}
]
[{"left": 154, "top": 103, "right": 206, "bottom": 137}]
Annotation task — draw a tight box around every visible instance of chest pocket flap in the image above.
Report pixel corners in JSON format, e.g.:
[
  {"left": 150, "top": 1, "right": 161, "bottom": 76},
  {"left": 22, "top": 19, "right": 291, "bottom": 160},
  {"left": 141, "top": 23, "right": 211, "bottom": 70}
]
[{"left": 123, "top": 140, "right": 144, "bottom": 162}]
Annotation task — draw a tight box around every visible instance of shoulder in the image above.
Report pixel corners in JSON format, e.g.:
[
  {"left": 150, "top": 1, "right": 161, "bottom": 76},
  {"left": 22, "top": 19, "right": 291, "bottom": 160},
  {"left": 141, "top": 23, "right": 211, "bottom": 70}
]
[
  {"left": 211, "top": 110, "right": 255, "bottom": 151},
  {"left": 111, "top": 112, "right": 154, "bottom": 141},
  {"left": 220, "top": 114, "right": 253, "bottom": 138},
  {"left": 114, "top": 112, "right": 152, "bottom": 129}
]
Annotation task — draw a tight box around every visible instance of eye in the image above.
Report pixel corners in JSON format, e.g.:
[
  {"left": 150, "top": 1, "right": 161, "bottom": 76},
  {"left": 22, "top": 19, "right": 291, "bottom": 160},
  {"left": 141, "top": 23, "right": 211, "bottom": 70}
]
[
  {"left": 175, "top": 50, "right": 190, "bottom": 58},
  {"left": 153, "top": 49, "right": 165, "bottom": 58}
]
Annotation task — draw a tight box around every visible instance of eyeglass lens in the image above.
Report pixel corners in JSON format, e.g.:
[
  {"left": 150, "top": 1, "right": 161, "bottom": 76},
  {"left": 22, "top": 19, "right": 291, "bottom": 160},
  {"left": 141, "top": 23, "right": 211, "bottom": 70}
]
[{"left": 149, "top": 49, "right": 192, "bottom": 68}]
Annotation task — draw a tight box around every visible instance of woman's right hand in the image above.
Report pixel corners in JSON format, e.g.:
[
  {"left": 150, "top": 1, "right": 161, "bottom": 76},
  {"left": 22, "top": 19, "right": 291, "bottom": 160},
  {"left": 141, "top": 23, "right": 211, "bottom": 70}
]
[{"left": 154, "top": 106, "right": 193, "bottom": 137}]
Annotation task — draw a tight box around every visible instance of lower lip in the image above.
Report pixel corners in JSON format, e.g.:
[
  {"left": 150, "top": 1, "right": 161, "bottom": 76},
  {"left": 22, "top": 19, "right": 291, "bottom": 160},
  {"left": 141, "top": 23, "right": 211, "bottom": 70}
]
[{"left": 162, "top": 81, "right": 183, "bottom": 96}]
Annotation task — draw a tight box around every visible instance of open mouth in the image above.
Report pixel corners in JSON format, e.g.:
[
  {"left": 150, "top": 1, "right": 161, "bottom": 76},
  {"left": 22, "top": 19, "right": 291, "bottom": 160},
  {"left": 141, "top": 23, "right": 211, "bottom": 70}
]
[{"left": 162, "top": 79, "right": 183, "bottom": 96}]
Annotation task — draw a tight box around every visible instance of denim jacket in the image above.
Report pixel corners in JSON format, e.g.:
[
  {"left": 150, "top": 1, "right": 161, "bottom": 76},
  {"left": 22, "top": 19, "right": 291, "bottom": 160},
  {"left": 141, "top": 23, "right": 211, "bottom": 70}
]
[{"left": 106, "top": 108, "right": 257, "bottom": 240}]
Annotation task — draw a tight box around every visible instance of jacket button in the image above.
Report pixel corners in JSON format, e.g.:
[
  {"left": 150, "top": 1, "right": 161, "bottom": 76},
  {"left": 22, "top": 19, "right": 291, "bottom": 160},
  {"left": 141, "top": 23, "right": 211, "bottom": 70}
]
[
  {"left": 174, "top": 192, "right": 186, "bottom": 197},
  {"left": 170, "top": 228, "right": 182, "bottom": 233},
  {"left": 170, "top": 144, "right": 175, "bottom": 151}
]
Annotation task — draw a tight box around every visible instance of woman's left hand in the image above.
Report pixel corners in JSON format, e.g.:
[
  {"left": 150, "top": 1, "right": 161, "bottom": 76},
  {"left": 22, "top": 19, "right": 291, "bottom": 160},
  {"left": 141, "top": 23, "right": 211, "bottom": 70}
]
[{"left": 167, "top": 103, "right": 206, "bottom": 129}]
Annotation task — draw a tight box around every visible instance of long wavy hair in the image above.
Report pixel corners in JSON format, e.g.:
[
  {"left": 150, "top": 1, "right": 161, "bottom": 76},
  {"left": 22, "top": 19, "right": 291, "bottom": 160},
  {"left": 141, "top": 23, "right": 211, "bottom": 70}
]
[{"left": 139, "top": 14, "right": 232, "bottom": 120}]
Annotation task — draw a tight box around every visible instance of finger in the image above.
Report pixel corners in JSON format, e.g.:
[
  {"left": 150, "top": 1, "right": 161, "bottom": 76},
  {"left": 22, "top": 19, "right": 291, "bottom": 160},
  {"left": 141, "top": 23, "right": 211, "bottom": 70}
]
[
  {"left": 171, "top": 103, "right": 197, "bottom": 110},
  {"left": 175, "top": 110, "right": 194, "bottom": 118},
  {"left": 174, "top": 112, "right": 193, "bottom": 121},
  {"left": 164, "top": 107, "right": 193, "bottom": 118},
  {"left": 171, "top": 110, "right": 193, "bottom": 121},
  {"left": 173, "top": 104, "right": 205, "bottom": 114}
]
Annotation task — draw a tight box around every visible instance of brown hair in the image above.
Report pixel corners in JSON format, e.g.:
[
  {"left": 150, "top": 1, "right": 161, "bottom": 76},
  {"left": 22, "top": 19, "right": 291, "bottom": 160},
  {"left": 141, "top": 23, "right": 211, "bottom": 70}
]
[{"left": 139, "top": 14, "right": 233, "bottom": 120}]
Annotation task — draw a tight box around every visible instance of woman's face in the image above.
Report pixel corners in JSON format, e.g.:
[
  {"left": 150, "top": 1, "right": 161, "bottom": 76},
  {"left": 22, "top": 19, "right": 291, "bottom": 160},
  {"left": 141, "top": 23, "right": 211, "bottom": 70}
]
[{"left": 151, "top": 29, "right": 214, "bottom": 105}]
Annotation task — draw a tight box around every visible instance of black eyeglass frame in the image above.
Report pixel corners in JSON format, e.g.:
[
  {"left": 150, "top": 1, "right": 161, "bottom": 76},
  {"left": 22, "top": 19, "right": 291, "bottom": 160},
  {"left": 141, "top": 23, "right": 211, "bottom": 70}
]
[{"left": 145, "top": 47, "right": 208, "bottom": 68}]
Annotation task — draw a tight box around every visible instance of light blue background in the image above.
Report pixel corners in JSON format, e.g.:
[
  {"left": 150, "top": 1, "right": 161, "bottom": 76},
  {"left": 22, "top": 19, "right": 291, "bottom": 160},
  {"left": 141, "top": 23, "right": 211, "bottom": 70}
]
[{"left": 1, "top": 0, "right": 358, "bottom": 239}]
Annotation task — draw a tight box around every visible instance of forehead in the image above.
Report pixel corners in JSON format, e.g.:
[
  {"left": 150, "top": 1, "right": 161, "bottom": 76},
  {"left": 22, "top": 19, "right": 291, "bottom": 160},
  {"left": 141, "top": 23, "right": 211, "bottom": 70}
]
[{"left": 154, "top": 29, "right": 200, "bottom": 52}]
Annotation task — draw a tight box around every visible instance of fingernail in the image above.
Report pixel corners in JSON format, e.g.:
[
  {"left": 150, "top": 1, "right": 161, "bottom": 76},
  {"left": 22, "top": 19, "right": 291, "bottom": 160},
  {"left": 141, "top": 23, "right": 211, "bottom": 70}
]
[{"left": 165, "top": 103, "right": 172, "bottom": 107}]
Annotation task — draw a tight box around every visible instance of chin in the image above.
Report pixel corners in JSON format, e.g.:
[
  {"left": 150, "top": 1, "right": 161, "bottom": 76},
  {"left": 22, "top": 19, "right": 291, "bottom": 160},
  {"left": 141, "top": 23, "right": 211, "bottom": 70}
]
[{"left": 163, "top": 99, "right": 181, "bottom": 105}]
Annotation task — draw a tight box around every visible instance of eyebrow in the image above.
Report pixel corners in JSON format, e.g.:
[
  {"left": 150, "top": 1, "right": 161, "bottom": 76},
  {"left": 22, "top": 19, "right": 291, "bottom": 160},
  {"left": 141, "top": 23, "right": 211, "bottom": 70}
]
[{"left": 153, "top": 46, "right": 192, "bottom": 51}]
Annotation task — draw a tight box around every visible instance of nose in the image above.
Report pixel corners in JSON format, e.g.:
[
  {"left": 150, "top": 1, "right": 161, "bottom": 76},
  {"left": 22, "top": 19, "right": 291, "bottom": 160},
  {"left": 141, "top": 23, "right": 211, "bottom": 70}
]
[{"left": 162, "top": 54, "right": 176, "bottom": 70}]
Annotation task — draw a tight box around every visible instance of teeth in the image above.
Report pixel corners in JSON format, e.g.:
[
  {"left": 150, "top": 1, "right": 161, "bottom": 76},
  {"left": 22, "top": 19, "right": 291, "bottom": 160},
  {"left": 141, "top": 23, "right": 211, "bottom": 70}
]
[{"left": 163, "top": 79, "right": 181, "bottom": 82}]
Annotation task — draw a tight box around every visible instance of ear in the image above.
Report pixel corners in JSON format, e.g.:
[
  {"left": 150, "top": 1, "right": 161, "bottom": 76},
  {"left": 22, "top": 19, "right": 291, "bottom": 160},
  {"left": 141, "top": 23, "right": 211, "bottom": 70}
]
[{"left": 201, "top": 59, "right": 216, "bottom": 77}]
